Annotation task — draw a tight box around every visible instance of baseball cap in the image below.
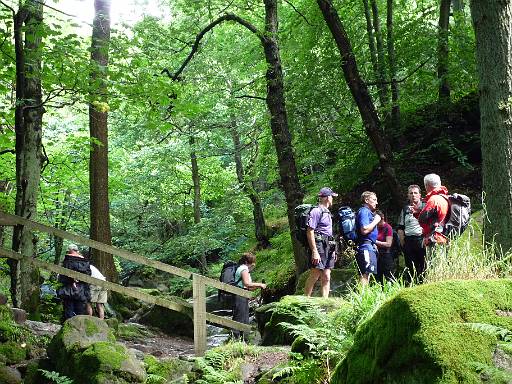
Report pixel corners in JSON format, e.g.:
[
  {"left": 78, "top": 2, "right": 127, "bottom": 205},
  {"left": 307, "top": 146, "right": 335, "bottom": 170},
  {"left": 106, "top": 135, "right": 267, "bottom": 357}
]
[
  {"left": 318, "top": 187, "right": 338, "bottom": 197},
  {"left": 67, "top": 243, "right": 79, "bottom": 252}
]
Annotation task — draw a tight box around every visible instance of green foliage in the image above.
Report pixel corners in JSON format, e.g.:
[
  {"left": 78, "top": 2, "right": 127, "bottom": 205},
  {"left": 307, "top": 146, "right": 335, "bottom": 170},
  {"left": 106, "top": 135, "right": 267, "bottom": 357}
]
[{"left": 38, "top": 369, "right": 74, "bottom": 384}]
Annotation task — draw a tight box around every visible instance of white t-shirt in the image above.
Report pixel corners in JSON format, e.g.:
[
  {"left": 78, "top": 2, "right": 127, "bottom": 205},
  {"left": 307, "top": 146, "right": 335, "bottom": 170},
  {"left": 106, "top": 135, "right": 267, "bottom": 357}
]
[
  {"left": 234, "top": 265, "right": 250, "bottom": 288},
  {"left": 90, "top": 265, "right": 106, "bottom": 281}
]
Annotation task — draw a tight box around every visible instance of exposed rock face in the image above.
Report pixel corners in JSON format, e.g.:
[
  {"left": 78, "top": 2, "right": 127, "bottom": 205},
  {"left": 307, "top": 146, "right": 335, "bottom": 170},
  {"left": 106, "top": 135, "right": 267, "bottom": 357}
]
[
  {"left": 47, "top": 315, "right": 146, "bottom": 383},
  {"left": 333, "top": 279, "right": 512, "bottom": 384},
  {"left": 137, "top": 304, "right": 194, "bottom": 338}
]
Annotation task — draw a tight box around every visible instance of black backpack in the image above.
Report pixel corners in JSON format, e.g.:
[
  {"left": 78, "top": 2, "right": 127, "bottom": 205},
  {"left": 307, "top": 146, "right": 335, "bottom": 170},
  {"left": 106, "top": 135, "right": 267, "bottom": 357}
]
[
  {"left": 294, "top": 204, "right": 316, "bottom": 247},
  {"left": 218, "top": 261, "right": 242, "bottom": 302},
  {"left": 442, "top": 193, "right": 471, "bottom": 238},
  {"left": 390, "top": 229, "right": 402, "bottom": 259}
]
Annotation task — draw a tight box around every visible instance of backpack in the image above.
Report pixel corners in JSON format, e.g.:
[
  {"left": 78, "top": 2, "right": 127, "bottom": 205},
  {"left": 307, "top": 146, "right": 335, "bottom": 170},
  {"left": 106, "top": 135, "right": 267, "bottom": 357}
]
[
  {"left": 390, "top": 229, "right": 402, "bottom": 259},
  {"left": 294, "top": 204, "right": 316, "bottom": 247},
  {"left": 338, "top": 206, "right": 357, "bottom": 242},
  {"left": 442, "top": 193, "right": 471, "bottom": 238},
  {"left": 218, "top": 261, "right": 242, "bottom": 302}
]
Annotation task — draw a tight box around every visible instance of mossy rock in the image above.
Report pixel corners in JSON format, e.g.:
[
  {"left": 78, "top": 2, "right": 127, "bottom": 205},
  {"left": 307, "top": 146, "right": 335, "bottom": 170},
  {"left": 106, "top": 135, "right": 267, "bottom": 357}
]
[
  {"left": 255, "top": 295, "right": 345, "bottom": 346},
  {"left": 0, "top": 363, "right": 21, "bottom": 384},
  {"left": 47, "top": 315, "right": 115, "bottom": 359},
  {"left": 0, "top": 341, "right": 27, "bottom": 364},
  {"left": 138, "top": 303, "right": 193, "bottom": 338},
  {"left": 115, "top": 323, "right": 151, "bottom": 341},
  {"left": 143, "top": 355, "right": 193, "bottom": 383},
  {"left": 295, "top": 268, "right": 357, "bottom": 296},
  {"left": 333, "top": 279, "right": 512, "bottom": 384}
]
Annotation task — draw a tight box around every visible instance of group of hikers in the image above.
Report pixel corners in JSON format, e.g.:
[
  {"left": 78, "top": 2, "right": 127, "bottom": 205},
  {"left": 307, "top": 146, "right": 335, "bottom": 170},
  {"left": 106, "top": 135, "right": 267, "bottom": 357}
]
[
  {"left": 303, "top": 172, "right": 460, "bottom": 297},
  {"left": 56, "top": 244, "right": 107, "bottom": 321}
]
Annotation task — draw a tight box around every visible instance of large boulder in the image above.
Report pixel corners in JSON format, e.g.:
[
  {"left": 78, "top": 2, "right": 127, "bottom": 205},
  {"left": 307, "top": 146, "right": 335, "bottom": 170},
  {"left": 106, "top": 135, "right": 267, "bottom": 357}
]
[
  {"left": 333, "top": 279, "right": 512, "bottom": 384},
  {"left": 0, "top": 363, "right": 22, "bottom": 384},
  {"left": 138, "top": 303, "right": 194, "bottom": 338},
  {"left": 47, "top": 315, "right": 146, "bottom": 383},
  {"left": 255, "top": 295, "right": 346, "bottom": 346}
]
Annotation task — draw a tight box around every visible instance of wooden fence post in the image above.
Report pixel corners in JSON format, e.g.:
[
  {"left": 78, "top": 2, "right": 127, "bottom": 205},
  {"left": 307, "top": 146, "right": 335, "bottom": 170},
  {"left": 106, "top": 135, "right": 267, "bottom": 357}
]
[{"left": 193, "top": 273, "right": 207, "bottom": 356}]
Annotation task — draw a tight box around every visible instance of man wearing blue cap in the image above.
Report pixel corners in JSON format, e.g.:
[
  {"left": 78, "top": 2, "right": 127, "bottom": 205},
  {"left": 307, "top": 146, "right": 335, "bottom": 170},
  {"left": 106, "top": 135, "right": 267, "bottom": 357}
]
[{"left": 304, "top": 187, "right": 338, "bottom": 297}]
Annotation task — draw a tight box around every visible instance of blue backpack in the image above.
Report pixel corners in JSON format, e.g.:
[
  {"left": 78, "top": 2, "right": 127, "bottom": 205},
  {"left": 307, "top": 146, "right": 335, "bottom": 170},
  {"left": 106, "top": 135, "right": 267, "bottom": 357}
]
[{"left": 338, "top": 206, "right": 357, "bottom": 242}]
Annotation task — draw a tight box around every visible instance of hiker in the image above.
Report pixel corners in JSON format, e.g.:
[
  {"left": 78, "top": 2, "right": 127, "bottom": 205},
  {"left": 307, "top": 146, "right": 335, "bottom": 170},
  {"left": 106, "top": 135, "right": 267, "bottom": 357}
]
[
  {"left": 87, "top": 264, "right": 107, "bottom": 320},
  {"left": 375, "top": 210, "right": 395, "bottom": 283},
  {"left": 412, "top": 174, "right": 449, "bottom": 248},
  {"left": 304, "top": 187, "right": 338, "bottom": 298},
  {"left": 57, "top": 244, "right": 91, "bottom": 320},
  {"left": 355, "top": 191, "right": 381, "bottom": 286},
  {"left": 232, "top": 252, "right": 266, "bottom": 340},
  {"left": 397, "top": 184, "right": 427, "bottom": 282}
]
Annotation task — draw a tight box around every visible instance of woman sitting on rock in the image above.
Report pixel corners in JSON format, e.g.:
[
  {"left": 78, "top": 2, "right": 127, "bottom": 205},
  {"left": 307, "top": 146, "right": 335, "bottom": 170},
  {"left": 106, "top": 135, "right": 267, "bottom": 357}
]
[{"left": 232, "top": 252, "right": 266, "bottom": 340}]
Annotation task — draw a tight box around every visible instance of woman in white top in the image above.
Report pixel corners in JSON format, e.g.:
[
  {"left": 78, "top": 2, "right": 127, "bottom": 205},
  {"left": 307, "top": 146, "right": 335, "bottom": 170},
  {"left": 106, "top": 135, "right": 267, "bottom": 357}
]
[{"left": 232, "top": 252, "right": 266, "bottom": 340}]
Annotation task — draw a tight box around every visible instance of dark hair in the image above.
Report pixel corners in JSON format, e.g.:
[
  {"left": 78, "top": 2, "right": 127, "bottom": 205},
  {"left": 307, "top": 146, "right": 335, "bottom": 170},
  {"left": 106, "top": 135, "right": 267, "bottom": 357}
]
[
  {"left": 238, "top": 252, "right": 256, "bottom": 266},
  {"left": 375, "top": 209, "right": 385, "bottom": 221}
]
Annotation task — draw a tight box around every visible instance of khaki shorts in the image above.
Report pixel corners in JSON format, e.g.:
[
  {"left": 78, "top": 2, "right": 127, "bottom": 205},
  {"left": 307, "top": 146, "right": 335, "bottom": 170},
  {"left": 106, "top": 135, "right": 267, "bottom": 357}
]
[{"left": 90, "top": 286, "right": 107, "bottom": 304}]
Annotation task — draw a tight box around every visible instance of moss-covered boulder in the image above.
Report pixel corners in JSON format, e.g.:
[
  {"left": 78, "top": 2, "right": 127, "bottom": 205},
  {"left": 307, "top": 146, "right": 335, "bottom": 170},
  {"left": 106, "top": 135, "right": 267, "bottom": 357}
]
[
  {"left": 143, "top": 354, "right": 193, "bottom": 383},
  {"left": 295, "top": 268, "right": 356, "bottom": 297},
  {"left": 138, "top": 304, "right": 194, "bottom": 338},
  {"left": 0, "top": 341, "right": 27, "bottom": 364},
  {"left": 255, "top": 295, "right": 345, "bottom": 346},
  {"left": 47, "top": 315, "right": 146, "bottom": 383},
  {"left": 0, "top": 363, "right": 22, "bottom": 384},
  {"left": 333, "top": 279, "right": 512, "bottom": 384}
]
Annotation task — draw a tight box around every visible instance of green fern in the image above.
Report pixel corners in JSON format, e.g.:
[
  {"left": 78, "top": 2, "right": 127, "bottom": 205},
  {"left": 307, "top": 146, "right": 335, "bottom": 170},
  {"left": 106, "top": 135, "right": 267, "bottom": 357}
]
[
  {"left": 466, "top": 323, "right": 512, "bottom": 341},
  {"left": 38, "top": 369, "right": 74, "bottom": 384}
]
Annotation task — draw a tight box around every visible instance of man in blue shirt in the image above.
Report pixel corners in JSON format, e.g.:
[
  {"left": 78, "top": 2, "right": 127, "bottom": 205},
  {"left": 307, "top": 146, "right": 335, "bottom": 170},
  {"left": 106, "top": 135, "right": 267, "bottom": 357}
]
[
  {"left": 355, "top": 191, "right": 381, "bottom": 285},
  {"left": 304, "top": 187, "right": 337, "bottom": 297}
]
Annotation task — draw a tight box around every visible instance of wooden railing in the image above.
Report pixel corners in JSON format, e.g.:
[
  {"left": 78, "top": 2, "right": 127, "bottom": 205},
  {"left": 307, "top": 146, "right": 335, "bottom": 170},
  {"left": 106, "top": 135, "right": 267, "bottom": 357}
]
[{"left": 0, "top": 211, "right": 253, "bottom": 356}]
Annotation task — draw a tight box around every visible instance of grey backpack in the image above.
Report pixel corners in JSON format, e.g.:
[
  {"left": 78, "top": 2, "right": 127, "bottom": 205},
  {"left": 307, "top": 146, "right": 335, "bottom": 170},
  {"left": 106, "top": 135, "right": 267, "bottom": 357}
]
[{"left": 442, "top": 193, "right": 471, "bottom": 237}]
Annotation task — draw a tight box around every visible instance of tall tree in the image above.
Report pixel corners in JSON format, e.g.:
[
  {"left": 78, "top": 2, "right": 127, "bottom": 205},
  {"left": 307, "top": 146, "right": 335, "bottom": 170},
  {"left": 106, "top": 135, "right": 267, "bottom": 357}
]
[
  {"left": 89, "top": 0, "right": 117, "bottom": 281},
  {"left": 470, "top": 0, "right": 512, "bottom": 255},
  {"left": 170, "top": 0, "right": 306, "bottom": 273},
  {"left": 9, "top": 0, "right": 44, "bottom": 312},
  {"left": 316, "top": 0, "right": 403, "bottom": 205},
  {"left": 189, "top": 134, "right": 201, "bottom": 224},
  {"left": 387, "top": 0, "right": 400, "bottom": 129},
  {"left": 438, "top": 0, "right": 451, "bottom": 103}
]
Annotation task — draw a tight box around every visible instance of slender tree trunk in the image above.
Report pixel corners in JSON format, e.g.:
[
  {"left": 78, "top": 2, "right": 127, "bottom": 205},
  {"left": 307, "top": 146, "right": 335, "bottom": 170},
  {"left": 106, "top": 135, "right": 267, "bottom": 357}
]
[
  {"left": 262, "top": 0, "right": 306, "bottom": 273},
  {"left": 470, "top": 0, "right": 512, "bottom": 255},
  {"left": 89, "top": 0, "right": 117, "bottom": 282},
  {"left": 370, "top": 0, "right": 390, "bottom": 117},
  {"left": 387, "top": 0, "right": 400, "bottom": 129},
  {"left": 53, "top": 190, "right": 70, "bottom": 265},
  {"left": 362, "top": 0, "right": 379, "bottom": 85},
  {"left": 10, "top": 5, "right": 27, "bottom": 308},
  {"left": 317, "top": 0, "right": 403, "bottom": 205},
  {"left": 438, "top": 0, "right": 451, "bottom": 103},
  {"left": 11, "top": 0, "right": 45, "bottom": 314},
  {"left": 189, "top": 135, "right": 201, "bottom": 224},
  {"left": 230, "top": 121, "right": 269, "bottom": 247}
]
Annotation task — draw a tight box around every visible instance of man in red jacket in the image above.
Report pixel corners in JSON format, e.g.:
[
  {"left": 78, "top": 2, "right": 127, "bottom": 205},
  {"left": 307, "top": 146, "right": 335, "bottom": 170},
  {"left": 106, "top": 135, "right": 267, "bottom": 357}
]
[{"left": 413, "top": 173, "right": 449, "bottom": 247}]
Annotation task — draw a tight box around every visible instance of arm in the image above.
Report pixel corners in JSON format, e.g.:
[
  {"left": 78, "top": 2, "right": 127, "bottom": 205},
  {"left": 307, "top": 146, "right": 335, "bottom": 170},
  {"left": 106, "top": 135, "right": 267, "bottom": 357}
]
[
  {"left": 360, "top": 213, "right": 381, "bottom": 235},
  {"left": 376, "top": 235, "right": 393, "bottom": 249},
  {"left": 306, "top": 227, "right": 320, "bottom": 265},
  {"left": 240, "top": 269, "right": 266, "bottom": 290},
  {"left": 397, "top": 229, "right": 405, "bottom": 247}
]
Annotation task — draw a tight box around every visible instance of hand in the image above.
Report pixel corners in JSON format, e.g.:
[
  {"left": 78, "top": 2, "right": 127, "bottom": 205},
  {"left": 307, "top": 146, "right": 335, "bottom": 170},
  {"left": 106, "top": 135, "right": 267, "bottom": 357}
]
[
  {"left": 311, "top": 251, "right": 320, "bottom": 265},
  {"left": 374, "top": 213, "right": 382, "bottom": 223}
]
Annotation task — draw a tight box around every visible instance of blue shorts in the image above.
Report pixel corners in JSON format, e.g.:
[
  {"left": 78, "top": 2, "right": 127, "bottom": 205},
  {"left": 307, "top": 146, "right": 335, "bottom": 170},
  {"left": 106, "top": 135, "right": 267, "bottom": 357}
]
[{"left": 355, "top": 247, "right": 377, "bottom": 275}]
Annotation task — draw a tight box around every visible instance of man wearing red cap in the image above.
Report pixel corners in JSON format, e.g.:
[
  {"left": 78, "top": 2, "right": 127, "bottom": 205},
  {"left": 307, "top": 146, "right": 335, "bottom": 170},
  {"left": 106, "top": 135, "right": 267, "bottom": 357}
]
[{"left": 304, "top": 187, "right": 338, "bottom": 297}]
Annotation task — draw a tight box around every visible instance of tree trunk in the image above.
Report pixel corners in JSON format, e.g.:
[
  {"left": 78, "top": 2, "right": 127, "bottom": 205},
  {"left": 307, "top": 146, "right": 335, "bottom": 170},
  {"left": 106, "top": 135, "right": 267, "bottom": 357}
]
[
  {"left": 11, "top": 0, "right": 44, "bottom": 314},
  {"left": 362, "top": 0, "right": 379, "bottom": 88},
  {"left": 316, "top": 0, "right": 403, "bottom": 205},
  {"left": 387, "top": 0, "right": 400, "bottom": 129},
  {"left": 189, "top": 135, "right": 201, "bottom": 224},
  {"left": 89, "top": 0, "right": 117, "bottom": 282},
  {"left": 470, "top": 0, "right": 512, "bottom": 255},
  {"left": 230, "top": 121, "right": 269, "bottom": 248},
  {"left": 438, "top": 0, "right": 451, "bottom": 103},
  {"left": 370, "top": 0, "right": 390, "bottom": 117},
  {"left": 53, "top": 190, "right": 70, "bottom": 265},
  {"left": 262, "top": 0, "right": 306, "bottom": 273}
]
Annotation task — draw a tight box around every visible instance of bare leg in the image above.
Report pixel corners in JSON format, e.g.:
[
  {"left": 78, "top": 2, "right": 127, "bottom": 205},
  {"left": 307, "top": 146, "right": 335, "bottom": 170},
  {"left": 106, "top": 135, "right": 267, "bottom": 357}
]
[
  {"left": 96, "top": 303, "right": 105, "bottom": 320},
  {"left": 360, "top": 273, "right": 369, "bottom": 286},
  {"left": 304, "top": 269, "right": 322, "bottom": 296},
  {"left": 320, "top": 269, "right": 331, "bottom": 298},
  {"left": 86, "top": 303, "right": 93, "bottom": 316}
]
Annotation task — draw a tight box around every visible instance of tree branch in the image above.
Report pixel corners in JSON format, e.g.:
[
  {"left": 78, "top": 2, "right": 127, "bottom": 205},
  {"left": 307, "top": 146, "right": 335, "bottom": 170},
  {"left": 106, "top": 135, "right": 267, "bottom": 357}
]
[
  {"left": 235, "top": 94, "right": 266, "bottom": 101},
  {"left": 0, "top": 0, "right": 15, "bottom": 14},
  {"left": 166, "top": 13, "right": 263, "bottom": 81},
  {"left": 283, "top": 0, "right": 314, "bottom": 26},
  {"left": 0, "top": 148, "right": 15, "bottom": 156},
  {"left": 365, "top": 55, "right": 432, "bottom": 86}
]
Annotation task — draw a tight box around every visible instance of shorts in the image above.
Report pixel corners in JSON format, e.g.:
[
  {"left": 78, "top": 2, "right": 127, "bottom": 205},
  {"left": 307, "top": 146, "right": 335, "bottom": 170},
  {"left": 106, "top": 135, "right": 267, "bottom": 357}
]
[
  {"left": 308, "top": 238, "right": 335, "bottom": 270},
  {"left": 355, "top": 247, "right": 377, "bottom": 275},
  {"left": 90, "top": 286, "right": 107, "bottom": 304}
]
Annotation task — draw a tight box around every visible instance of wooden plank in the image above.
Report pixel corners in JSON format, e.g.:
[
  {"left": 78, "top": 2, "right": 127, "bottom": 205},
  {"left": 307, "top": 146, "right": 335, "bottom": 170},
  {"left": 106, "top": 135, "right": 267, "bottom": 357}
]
[
  {"left": 0, "top": 211, "right": 192, "bottom": 279},
  {"left": 0, "top": 247, "right": 22, "bottom": 260},
  {"left": 0, "top": 216, "right": 16, "bottom": 226},
  {"left": 193, "top": 274, "right": 207, "bottom": 356},
  {"left": 202, "top": 275, "right": 253, "bottom": 299},
  {"left": 205, "top": 312, "right": 252, "bottom": 333}
]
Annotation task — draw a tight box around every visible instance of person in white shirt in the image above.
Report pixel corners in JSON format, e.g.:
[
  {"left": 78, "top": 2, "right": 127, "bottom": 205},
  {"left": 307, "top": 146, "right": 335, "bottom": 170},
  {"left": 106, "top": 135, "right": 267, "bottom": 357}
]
[{"left": 86, "top": 264, "right": 107, "bottom": 320}]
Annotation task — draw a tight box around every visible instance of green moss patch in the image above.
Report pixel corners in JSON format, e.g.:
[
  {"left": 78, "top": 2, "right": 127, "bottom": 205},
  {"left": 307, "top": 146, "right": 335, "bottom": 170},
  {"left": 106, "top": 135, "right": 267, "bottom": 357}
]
[
  {"left": 144, "top": 355, "right": 193, "bottom": 383},
  {"left": 333, "top": 279, "right": 512, "bottom": 384},
  {"left": 0, "top": 341, "right": 27, "bottom": 364}
]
